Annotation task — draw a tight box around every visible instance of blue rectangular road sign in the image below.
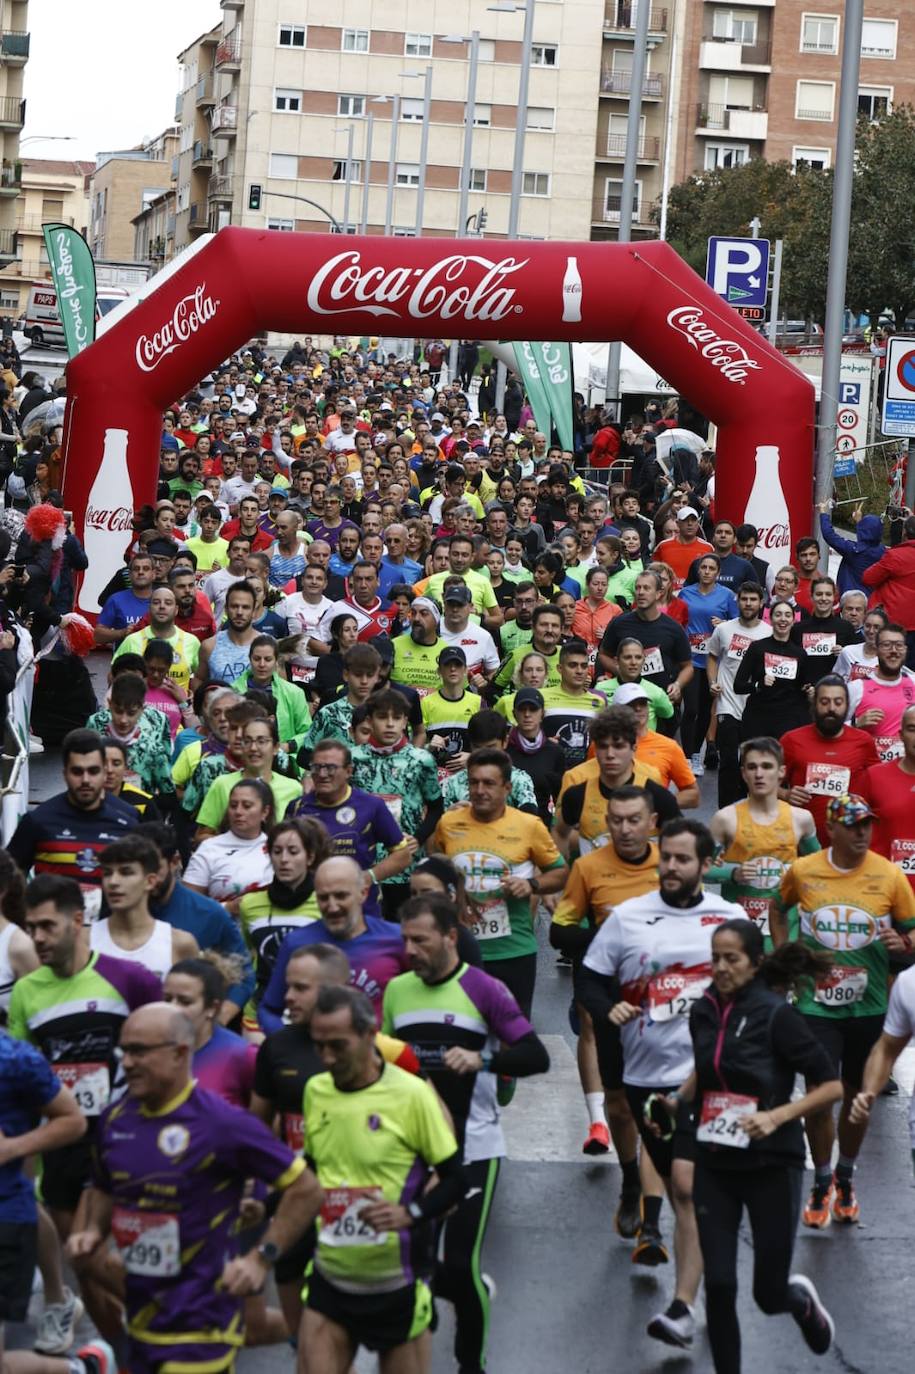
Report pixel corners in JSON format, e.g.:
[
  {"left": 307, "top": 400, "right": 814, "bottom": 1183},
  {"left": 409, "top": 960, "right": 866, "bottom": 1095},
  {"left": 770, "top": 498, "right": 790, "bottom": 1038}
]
[
  {"left": 705, "top": 237, "right": 770, "bottom": 309},
  {"left": 882, "top": 399, "right": 915, "bottom": 438},
  {"left": 833, "top": 456, "right": 856, "bottom": 478}
]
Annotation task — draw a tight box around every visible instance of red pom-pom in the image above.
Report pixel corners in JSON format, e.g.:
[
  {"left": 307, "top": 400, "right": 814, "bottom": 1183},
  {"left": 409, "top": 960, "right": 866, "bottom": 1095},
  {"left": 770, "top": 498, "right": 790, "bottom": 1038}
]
[
  {"left": 24, "top": 504, "right": 66, "bottom": 543},
  {"left": 58, "top": 614, "right": 95, "bottom": 658}
]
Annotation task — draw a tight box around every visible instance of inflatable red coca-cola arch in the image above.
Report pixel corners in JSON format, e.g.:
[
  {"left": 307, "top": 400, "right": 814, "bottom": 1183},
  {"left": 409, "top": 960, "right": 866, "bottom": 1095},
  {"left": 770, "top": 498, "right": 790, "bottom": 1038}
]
[{"left": 60, "top": 228, "right": 815, "bottom": 616}]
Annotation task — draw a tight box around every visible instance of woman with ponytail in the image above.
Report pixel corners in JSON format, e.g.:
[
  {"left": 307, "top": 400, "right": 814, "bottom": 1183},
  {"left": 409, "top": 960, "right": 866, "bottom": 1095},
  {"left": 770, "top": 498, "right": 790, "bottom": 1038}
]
[{"left": 662, "top": 920, "right": 843, "bottom": 1371}]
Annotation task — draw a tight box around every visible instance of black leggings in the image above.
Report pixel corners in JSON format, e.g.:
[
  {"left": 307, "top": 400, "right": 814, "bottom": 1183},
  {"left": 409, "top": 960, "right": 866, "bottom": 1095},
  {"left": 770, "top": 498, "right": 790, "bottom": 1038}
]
[
  {"left": 434, "top": 1157, "right": 501, "bottom": 1370},
  {"left": 487, "top": 953, "right": 537, "bottom": 1019},
  {"left": 681, "top": 669, "right": 712, "bottom": 758},
  {"left": 694, "top": 1160, "right": 805, "bottom": 1374}
]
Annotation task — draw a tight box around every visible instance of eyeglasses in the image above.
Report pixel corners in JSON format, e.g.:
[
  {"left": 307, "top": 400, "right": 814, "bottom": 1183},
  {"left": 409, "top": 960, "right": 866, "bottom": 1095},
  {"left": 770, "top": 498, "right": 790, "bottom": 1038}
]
[
  {"left": 312, "top": 762, "right": 343, "bottom": 775},
  {"left": 116, "top": 1041, "right": 178, "bottom": 1059}
]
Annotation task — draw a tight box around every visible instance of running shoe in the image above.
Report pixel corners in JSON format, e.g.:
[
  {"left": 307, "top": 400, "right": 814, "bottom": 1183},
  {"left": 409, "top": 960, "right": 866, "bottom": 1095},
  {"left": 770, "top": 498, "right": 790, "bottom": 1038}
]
[
  {"left": 802, "top": 1180, "right": 834, "bottom": 1228},
  {"left": 34, "top": 1287, "right": 84, "bottom": 1354},
  {"left": 555, "top": 951, "right": 573, "bottom": 970},
  {"left": 832, "top": 1175, "right": 860, "bottom": 1224},
  {"left": 75, "top": 1340, "right": 115, "bottom": 1374},
  {"left": 647, "top": 1300, "right": 695, "bottom": 1348},
  {"left": 632, "top": 1224, "right": 669, "bottom": 1266},
  {"left": 788, "top": 1274, "right": 835, "bottom": 1355},
  {"left": 615, "top": 1185, "right": 642, "bottom": 1238},
  {"left": 582, "top": 1122, "right": 610, "bottom": 1155},
  {"left": 881, "top": 1075, "right": 899, "bottom": 1097},
  {"left": 690, "top": 754, "right": 705, "bottom": 778}
]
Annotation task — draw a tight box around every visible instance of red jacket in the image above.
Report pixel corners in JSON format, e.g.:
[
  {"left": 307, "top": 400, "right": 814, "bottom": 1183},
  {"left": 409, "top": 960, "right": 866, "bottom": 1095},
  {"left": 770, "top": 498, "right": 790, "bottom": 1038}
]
[
  {"left": 590, "top": 426, "right": 620, "bottom": 469},
  {"left": 862, "top": 540, "right": 915, "bottom": 629}
]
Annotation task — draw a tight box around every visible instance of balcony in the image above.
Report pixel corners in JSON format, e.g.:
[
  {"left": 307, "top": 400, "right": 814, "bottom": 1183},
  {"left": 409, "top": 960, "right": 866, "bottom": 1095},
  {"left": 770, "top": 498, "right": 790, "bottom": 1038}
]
[
  {"left": 188, "top": 201, "right": 209, "bottom": 233},
  {"left": 0, "top": 95, "right": 24, "bottom": 128},
  {"left": 699, "top": 36, "right": 771, "bottom": 71},
  {"left": 0, "top": 32, "right": 29, "bottom": 62},
  {"left": 221, "top": 0, "right": 244, "bottom": 8},
  {"left": 797, "top": 106, "right": 833, "bottom": 122},
  {"left": 603, "top": 4, "right": 667, "bottom": 37},
  {"left": 196, "top": 75, "right": 215, "bottom": 107},
  {"left": 192, "top": 141, "right": 213, "bottom": 167},
  {"left": 696, "top": 103, "right": 768, "bottom": 139},
  {"left": 21, "top": 215, "right": 74, "bottom": 233},
  {"left": 0, "top": 161, "right": 20, "bottom": 194},
  {"left": 0, "top": 229, "right": 18, "bottom": 261},
  {"left": 208, "top": 173, "right": 233, "bottom": 201},
  {"left": 591, "top": 194, "right": 650, "bottom": 228},
  {"left": 211, "top": 104, "right": 238, "bottom": 136},
  {"left": 215, "top": 29, "right": 241, "bottom": 69},
  {"left": 600, "top": 69, "right": 664, "bottom": 98},
  {"left": 603, "top": 132, "right": 660, "bottom": 161}
]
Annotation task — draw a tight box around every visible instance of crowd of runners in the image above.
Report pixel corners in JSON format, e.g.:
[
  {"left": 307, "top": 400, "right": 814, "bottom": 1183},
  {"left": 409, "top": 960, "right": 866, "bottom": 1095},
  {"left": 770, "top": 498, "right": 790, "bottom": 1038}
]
[{"left": 1, "top": 334, "right": 915, "bottom": 1374}]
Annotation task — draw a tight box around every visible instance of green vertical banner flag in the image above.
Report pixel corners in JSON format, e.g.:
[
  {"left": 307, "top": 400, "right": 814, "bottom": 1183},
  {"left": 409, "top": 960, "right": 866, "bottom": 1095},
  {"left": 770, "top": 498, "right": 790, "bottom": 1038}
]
[
  {"left": 41, "top": 223, "right": 97, "bottom": 358},
  {"left": 511, "top": 342, "right": 554, "bottom": 441}
]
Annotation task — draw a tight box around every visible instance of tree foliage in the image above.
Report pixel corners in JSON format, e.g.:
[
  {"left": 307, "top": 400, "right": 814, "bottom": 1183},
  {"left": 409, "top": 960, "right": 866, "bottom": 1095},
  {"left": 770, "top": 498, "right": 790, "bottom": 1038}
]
[{"left": 656, "top": 107, "right": 915, "bottom": 327}]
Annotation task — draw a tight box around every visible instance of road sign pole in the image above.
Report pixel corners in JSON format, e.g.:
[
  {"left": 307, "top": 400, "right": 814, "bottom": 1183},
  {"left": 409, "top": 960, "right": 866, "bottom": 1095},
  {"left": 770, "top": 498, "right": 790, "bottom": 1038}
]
[{"left": 767, "top": 239, "right": 783, "bottom": 347}]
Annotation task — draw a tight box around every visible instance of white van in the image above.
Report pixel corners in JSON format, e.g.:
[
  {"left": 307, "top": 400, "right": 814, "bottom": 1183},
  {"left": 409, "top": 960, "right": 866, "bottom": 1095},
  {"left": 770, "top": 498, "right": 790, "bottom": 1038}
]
[{"left": 22, "top": 282, "right": 129, "bottom": 347}]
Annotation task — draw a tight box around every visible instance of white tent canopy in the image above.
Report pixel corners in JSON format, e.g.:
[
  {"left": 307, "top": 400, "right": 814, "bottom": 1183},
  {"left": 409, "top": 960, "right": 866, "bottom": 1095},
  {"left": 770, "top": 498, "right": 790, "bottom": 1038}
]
[{"left": 486, "top": 340, "right": 676, "bottom": 402}]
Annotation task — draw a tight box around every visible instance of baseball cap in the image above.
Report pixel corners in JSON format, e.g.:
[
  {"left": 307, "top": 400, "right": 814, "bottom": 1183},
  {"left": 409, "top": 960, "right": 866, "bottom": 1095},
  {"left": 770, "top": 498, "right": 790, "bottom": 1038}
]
[
  {"left": 443, "top": 583, "right": 472, "bottom": 605},
  {"left": 614, "top": 683, "right": 650, "bottom": 707},
  {"left": 514, "top": 687, "right": 545, "bottom": 710},
  {"left": 431, "top": 411, "right": 446, "bottom": 421},
  {"left": 438, "top": 645, "right": 467, "bottom": 667},
  {"left": 677, "top": 506, "right": 700, "bottom": 520},
  {"left": 825, "top": 794, "right": 875, "bottom": 827}
]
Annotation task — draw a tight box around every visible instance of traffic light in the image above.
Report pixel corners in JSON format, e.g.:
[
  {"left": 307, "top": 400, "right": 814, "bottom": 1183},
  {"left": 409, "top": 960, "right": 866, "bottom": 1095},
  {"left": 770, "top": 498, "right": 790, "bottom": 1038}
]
[
  {"left": 477, "top": 207, "right": 488, "bottom": 233},
  {"left": 248, "top": 184, "right": 262, "bottom": 211}
]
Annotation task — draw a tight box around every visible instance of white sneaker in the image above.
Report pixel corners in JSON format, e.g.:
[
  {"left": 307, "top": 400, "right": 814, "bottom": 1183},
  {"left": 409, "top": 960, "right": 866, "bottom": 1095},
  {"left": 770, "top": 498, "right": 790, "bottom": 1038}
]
[
  {"left": 34, "top": 1287, "right": 84, "bottom": 1355},
  {"left": 28, "top": 733, "right": 44, "bottom": 755},
  {"left": 647, "top": 1300, "right": 696, "bottom": 1349},
  {"left": 689, "top": 753, "right": 705, "bottom": 778}
]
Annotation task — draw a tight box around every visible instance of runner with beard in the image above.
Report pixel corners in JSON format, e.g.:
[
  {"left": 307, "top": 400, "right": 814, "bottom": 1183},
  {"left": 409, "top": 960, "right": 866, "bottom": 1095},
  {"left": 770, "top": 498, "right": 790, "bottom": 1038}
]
[{"left": 780, "top": 677, "right": 879, "bottom": 843}]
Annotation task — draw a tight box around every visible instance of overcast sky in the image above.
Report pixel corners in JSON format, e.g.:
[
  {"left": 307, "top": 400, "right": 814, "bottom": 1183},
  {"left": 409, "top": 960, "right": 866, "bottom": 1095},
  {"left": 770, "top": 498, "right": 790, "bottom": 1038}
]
[{"left": 22, "top": 0, "right": 219, "bottom": 161}]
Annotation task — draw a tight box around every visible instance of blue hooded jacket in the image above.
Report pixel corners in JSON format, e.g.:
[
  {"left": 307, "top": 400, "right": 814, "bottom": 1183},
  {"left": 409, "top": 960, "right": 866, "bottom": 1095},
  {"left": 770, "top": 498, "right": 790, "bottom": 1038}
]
[{"left": 819, "top": 512, "right": 886, "bottom": 595}]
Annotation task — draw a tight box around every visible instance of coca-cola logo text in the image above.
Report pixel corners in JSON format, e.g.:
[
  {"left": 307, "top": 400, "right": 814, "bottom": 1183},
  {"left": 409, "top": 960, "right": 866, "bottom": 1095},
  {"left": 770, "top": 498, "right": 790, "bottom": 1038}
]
[
  {"left": 135, "top": 285, "right": 220, "bottom": 373},
  {"left": 306, "top": 252, "right": 528, "bottom": 321},
  {"left": 757, "top": 523, "right": 790, "bottom": 549},
  {"left": 85, "top": 505, "right": 134, "bottom": 533},
  {"left": 666, "top": 308, "right": 762, "bottom": 385}
]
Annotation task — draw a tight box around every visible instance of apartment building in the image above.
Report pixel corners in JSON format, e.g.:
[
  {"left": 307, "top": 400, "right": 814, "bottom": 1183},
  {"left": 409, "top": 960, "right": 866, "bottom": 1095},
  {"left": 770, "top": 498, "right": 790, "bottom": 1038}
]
[
  {"left": 675, "top": 2, "right": 915, "bottom": 178},
  {"left": 88, "top": 128, "right": 179, "bottom": 261},
  {"left": 0, "top": 0, "right": 29, "bottom": 272},
  {"left": 174, "top": 24, "right": 222, "bottom": 255},
  {"left": 0, "top": 157, "right": 94, "bottom": 313}
]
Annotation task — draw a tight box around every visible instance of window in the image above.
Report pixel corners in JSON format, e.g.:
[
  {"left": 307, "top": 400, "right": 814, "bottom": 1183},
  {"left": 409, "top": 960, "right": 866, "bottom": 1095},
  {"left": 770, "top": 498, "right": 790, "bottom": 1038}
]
[
  {"left": 338, "top": 94, "right": 365, "bottom": 117},
  {"left": 274, "top": 89, "right": 301, "bottom": 113},
  {"left": 395, "top": 163, "right": 420, "bottom": 186},
  {"left": 342, "top": 28, "right": 369, "bottom": 52},
  {"left": 269, "top": 153, "right": 298, "bottom": 179},
  {"left": 795, "top": 80, "right": 834, "bottom": 121},
  {"left": 531, "top": 44, "right": 558, "bottom": 66},
  {"left": 858, "top": 86, "right": 891, "bottom": 120},
  {"left": 712, "top": 8, "right": 758, "bottom": 44},
  {"left": 332, "top": 159, "right": 362, "bottom": 182},
  {"left": 401, "top": 98, "right": 424, "bottom": 122},
  {"left": 607, "top": 112, "right": 646, "bottom": 156},
  {"left": 42, "top": 198, "right": 64, "bottom": 217},
  {"left": 472, "top": 103, "right": 492, "bottom": 127},
  {"left": 404, "top": 32, "right": 432, "bottom": 57},
  {"left": 268, "top": 218, "right": 295, "bottom": 231},
  {"left": 522, "top": 171, "right": 551, "bottom": 196},
  {"left": 708, "top": 73, "right": 755, "bottom": 113},
  {"left": 704, "top": 143, "right": 750, "bottom": 170},
  {"left": 278, "top": 24, "right": 305, "bottom": 47},
  {"left": 526, "top": 106, "right": 555, "bottom": 131},
  {"left": 800, "top": 14, "right": 838, "bottom": 53},
  {"left": 861, "top": 18, "right": 897, "bottom": 58},
  {"left": 393, "top": 227, "right": 417, "bottom": 237},
  {"left": 477, "top": 39, "right": 495, "bottom": 62},
  {"left": 469, "top": 168, "right": 487, "bottom": 191},
  {"left": 793, "top": 146, "right": 830, "bottom": 170},
  {"left": 0, "top": 291, "right": 19, "bottom": 310},
  {"left": 604, "top": 177, "right": 641, "bottom": 222}
]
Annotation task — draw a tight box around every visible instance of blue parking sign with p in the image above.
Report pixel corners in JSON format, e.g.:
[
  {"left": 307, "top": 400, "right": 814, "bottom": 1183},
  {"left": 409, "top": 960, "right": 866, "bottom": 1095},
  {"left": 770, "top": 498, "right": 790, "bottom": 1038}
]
[
  {"left": 839, "top": 383, "right": 861, "bottom": 405},
  {"left": 705, "top": 237, "right": 770, "bottom": 309}
]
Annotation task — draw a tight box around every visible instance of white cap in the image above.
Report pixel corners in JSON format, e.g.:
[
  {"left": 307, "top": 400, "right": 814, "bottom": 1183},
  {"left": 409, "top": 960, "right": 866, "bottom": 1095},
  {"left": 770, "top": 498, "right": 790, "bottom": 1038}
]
[
  {"left": 676, "top": 506, "right": 700, "bottom": 520},
  {"left": 614, "top": 682, "right": 650, "bottom": 706}
]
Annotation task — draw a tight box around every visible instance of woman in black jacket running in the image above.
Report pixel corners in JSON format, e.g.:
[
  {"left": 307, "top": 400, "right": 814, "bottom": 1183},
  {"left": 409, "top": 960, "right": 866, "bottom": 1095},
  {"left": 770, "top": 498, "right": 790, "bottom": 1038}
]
[{"left": 659, "top": 920, "right": 842, "bottom": 1373}]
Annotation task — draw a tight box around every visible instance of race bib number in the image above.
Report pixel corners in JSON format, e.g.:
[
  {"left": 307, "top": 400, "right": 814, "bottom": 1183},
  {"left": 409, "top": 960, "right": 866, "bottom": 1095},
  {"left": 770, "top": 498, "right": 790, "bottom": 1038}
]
[
  {"left": 891, "top": 838, "right": 915, "bottom": 875},
  {"left": 764, "top": 652, "right": 797, "bottom": 680},
  {"left": 689, "top": 633, "right": 709, "bottom": 656},
  {"left": 727, "top": 633, "right": 751, "bottom": 661},
  {"left": 850, "top": 661, "right": 873, "bottom": 681},
  {"left": 647, "top": 968, "right": 710, "bottom": 1022},
  {"left": 470, "top": 898, "right": 512, "bottom": 942},
  {"left": 875, "top": 735, "right": 904, "bottom": 763},
  {"left": 738, "top": 896, "right": 771, "bottom": 935},
  {"left": 641, "top": 647, "right": 663, "bottom": 677},
  {"left": 290, "top": 662, "right": 315, "bottom": 685},
  {"left": 804, "top": 763, "right": 850, "bottom": 797},
  {"left": 814, "top": 966, "right": 868, "bottom": 1007},
  {"left": 320, "top": 1187, "right": 385, "bottom": 1247},
  {"left": 803, "top": 633, "right": 837, "bottom": 657},
  {"left": 381, "top": 794, "right": 403, "bottom": 825},
  {"left": 111, "top": 1208, "right": 180, "bottom": 1277},
  {"left": 697, "top": 1092, "right": 758, "bottom": 1150},
  {"left": 283, "top": 1112, "right": 304, "bottom": 1153},
  {"left": 56, "top": 1062, "right": 110, "bottom": 1117}
]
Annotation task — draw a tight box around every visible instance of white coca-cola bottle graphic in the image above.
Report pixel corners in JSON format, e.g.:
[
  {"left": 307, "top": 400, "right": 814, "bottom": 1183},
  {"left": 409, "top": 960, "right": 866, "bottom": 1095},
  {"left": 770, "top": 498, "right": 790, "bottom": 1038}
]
[
  {"left": 743, "top": 445, "right": 791, "bottom": 570},
  {"left": 562, "top": 256, "right": 582, "bottom": 323},
  {"left": 79, "top": 428, "right": 135, "bottom": 613}
]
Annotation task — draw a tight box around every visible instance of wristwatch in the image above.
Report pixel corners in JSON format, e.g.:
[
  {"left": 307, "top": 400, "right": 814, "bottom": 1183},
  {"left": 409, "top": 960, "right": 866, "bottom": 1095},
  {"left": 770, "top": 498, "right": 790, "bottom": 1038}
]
[
  {"left": 257, "top": 1241, "right": 280, "bottom": 1266},
  {"left": 529, "top": 876, "right": 541, "bottom": 894}
]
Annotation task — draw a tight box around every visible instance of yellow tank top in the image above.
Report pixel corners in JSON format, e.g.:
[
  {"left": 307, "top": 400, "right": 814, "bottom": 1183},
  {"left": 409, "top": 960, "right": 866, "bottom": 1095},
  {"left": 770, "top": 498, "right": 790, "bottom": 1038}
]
[{"left": 724, "top": 800, "right": 798, "bottom": 873}]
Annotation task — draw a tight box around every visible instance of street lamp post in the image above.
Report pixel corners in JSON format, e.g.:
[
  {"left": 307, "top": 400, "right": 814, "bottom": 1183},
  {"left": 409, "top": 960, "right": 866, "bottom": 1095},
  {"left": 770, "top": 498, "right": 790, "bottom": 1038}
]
[
  {"left": 373, "top": 94, "right": 402, "bottom": 235},
  {"left": 443, "top": 31, "right": 481, "bottom": 382},
  {"left": 360, "top": 111, "right": 374, "bottom": 235},
  {"left": 263, "top": 190, "right": 342, "bottom": 233},
  {"left": 414, "top": 65, "right": 433, "bottom": 235}
]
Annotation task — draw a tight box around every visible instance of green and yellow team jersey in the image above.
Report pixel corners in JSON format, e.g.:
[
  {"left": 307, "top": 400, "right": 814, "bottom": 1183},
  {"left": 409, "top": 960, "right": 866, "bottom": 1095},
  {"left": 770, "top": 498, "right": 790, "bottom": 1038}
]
[
  {"left": 391, "top": 635, "right": 446, "bottom": 696},
  {"left": 238, "top": 889, "right": 318, "bottom": 1015},
  {"left": 498, "top": 620, "right": 533, "bottom": 658},
  {"left": 495, "top": 644, "right": 561, "bottom": 692},
  {"left": 196, "top": 769, "right": 302, "bottom": 831},
  {"left": 420, "top": 690, "right": 482, "bottom": 759},
  {"left": 114, "top": 626, "right": 200, "bottom": 692},
  {"left": 304, "top": 1063, "right": 458, "bottom": 1291},
  {"left": 441, "top": 763, "right": 537, "bottom": 813},
  {"left": 539, "top": 685, "right": 608, "bottom": 769},
  {"left": 424, "top": 569, "right": 497, "bottom": 618}
]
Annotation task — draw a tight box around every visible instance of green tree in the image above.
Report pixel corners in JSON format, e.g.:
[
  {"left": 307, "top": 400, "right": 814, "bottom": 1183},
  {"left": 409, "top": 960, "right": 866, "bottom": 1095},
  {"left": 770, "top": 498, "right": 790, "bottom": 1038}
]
[{"left": 847, "top": 106, "right": 915, "bottom": 328}]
